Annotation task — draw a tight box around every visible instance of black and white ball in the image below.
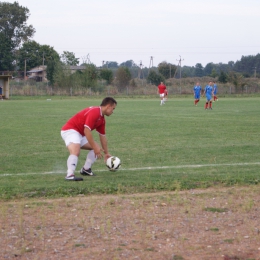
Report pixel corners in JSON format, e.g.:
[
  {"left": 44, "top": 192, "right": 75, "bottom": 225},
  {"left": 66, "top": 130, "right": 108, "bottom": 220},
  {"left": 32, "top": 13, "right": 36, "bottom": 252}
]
[{"left": 106, "top": 156, "right": 121, "bottom": 171}]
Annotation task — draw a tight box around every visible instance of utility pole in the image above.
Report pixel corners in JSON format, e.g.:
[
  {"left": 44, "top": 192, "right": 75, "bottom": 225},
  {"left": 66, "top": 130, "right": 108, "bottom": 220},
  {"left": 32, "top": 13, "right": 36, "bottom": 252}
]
[
  {"left": 24, "top": 59, "right": 26, "bottom": 80},
  {"left": 176, "top": 55, "right": 184, "bottom": 94},
  {"left": 148, "top": 56, "right": 153, "bottom": 75},
  {"left": 138, "top": 61, "right": 142, "bottom": 78},
  {"left": 149, "top": 56, "right": 153, "bottom": 68},
  {"left": 86, "top": 54, "right": 91, "bottom": 64},
  {"left": 176, "top": 55, "right": 184, "bottom": 79},
  {"left": 139, "top": 60, "right": 144, "bottom": 84},
  {"left": 42, "top": 52, "right": 45, "bottom": 66}
]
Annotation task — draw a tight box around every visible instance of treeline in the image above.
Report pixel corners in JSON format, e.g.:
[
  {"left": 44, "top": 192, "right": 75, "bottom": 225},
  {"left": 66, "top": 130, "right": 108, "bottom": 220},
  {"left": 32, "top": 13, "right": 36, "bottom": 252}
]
[{"left": 181, "top": 54, "right": 260, "bottom": 78}]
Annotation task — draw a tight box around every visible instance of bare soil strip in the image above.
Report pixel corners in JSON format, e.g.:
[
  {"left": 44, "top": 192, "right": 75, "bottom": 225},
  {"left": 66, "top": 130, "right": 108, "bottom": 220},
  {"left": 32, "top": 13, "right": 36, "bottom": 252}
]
[{"left": 1, "top": 186, "right": 260, "bottom": 260}]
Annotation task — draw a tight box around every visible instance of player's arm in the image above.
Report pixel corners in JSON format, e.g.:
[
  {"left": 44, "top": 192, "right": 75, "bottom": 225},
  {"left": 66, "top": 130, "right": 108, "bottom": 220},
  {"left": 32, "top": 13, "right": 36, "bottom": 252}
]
[
  {"left": 99, "top": 134, "right": 111, "bottom": 161},
  {"left": 84, "top": 127, "right": 103, "bottom": 158},
  {"left": 202, "top": 89, "right": 205, "bottom": 97}
]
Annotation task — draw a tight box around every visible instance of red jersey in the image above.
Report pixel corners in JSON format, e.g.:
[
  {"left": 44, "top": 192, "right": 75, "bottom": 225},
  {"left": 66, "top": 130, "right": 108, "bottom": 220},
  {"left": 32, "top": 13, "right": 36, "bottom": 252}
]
[
  {"left": 61, "top": 106, "right": 106, "bottom": 136},
  {"left": 158, "top": 84, "right": 166, "bottom": 94}
]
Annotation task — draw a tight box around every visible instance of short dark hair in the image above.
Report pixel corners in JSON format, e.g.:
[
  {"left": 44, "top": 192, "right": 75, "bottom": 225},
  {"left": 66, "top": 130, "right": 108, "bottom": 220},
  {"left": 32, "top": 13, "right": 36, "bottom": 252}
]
[{"left": 100, "top": 97, "right": 117, "bottom": 106}]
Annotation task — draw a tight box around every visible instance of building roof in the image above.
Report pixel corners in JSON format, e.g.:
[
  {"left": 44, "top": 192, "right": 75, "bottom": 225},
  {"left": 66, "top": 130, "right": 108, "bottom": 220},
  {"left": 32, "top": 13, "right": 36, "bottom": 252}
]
[
  {"left": 27, "top": 69, "right": 45, "bottom": 73},
  {"left": 69, "top": 66, "right": 86, "bottom": 70},
  {"left": 0, "top": 75, "right": 12, "bottom": 79},
  {"left": 27, "top": 66, "right": 47, "bottom": 73}
]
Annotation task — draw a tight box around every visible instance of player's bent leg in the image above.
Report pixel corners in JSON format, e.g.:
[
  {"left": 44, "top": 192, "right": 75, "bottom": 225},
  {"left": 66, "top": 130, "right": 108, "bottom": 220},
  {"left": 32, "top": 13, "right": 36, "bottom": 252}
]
[
  {"left": 61, "top": 130, "right": 84, "bottom": 181},
  {"left": 65, "top": 143, "right": 83, "bottom": 181},
  {"left": 67, "top": 143, "right": 81, "bottom": 156}
]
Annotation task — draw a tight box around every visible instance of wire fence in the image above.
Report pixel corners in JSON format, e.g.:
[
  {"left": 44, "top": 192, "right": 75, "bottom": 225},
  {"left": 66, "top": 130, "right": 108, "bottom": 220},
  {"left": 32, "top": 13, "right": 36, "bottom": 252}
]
[{"left": 8, "top": 78, "right": 260, "bottom": 97}]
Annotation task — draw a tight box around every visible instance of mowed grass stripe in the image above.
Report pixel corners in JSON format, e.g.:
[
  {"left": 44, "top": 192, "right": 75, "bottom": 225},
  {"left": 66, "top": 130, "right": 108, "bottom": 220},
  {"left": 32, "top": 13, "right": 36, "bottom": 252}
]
[{"left": 1, "top": 161, "right": 260, "bottom": 176}]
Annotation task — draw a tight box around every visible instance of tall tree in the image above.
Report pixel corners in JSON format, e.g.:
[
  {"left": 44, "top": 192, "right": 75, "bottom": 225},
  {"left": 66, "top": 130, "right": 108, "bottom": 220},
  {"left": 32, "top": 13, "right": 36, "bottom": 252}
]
[
  {"left": 204, "top": 62, "right": 214, "bottom": 76},
  {"left": 46, "top": 58, "right": 61, "bottom": 85},
  {"left": 228, "top": 71, "right": 246, "bottom": 93},
  {"left": 233, "top": 54, "right": 260, "bottom": 76},
  {"left": 218, "top": 71, "right": 228, "bottom": 83},
  {"left": 106, "top": 61, "right": 118, "bottom": 68},
  {"left": 210, "top": 68, "right": 218, "bottom": 78},
  {"left": 60, "top": 51, "right": 79, "bottom": 66},
  {"left": 119, "top": 60, "right": 136, "bottom": 68},
  {"left": 81, "top": 64, "right": 99, "bottom": 89},
  {"left": 100, "top": 68, "right": 113, "bottom": 84},
  {"left": 0, "top": 1, "right": 35, "bottom": 70},
  {"left": 0, "top": 32, "right": 14, "bottom": 70},
  {"left": 116, "top": 67, "right": 131, "bottom": 91},
  {"left": 194, "top": 63, "right": 204, "bottom": 77},
  {"left": 17, "top": 41, "right": 41, "bottom": 71},
  {"left": 147, "top": 70, "right": 165, "bottom": 86},
  {"left": 0, "top": 1, "right": 35, "bottom": 46},
  {"left": 158, "top": 61, "right": 177, "bottom": 79},
  {"left": 18, "top": 41, "right": 60, "bottom": 75}
]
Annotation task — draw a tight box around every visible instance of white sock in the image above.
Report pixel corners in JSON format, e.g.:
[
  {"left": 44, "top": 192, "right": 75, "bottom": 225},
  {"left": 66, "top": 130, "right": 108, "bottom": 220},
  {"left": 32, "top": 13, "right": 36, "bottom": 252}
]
[
  {"left": 83, "top": 150, "right": 97, "bottom": 170},
  {"left": 67, "top": 155, "right": 78, "bottom": 176}
]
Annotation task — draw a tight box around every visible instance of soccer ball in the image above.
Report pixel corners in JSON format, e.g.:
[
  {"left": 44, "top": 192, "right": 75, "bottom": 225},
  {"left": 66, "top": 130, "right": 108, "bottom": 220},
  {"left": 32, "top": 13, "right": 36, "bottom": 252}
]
[{"left": 106, "top": 156, "right": 121, "bottom": 171}]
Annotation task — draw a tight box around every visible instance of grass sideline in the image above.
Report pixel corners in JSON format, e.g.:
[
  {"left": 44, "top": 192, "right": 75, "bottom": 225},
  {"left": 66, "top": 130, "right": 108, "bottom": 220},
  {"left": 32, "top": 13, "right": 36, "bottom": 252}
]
[{"left": 0, "top": 97, "right": 259, "bottom": 200}]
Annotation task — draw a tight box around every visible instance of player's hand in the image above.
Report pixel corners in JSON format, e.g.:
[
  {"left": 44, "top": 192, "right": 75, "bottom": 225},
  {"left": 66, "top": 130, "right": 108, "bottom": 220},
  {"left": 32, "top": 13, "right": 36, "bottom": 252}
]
[
  {"left": 104, "top": 153, "right": 111, "bottom": 162},
  {"left": 93, "top": 146, "right": 104, "bottom": 159}
]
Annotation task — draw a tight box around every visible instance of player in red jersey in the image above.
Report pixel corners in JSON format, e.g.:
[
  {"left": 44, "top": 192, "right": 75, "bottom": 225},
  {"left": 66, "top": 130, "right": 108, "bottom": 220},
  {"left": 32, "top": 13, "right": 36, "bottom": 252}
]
[
  {"left": 164, "top": 88, "right": 168, "bottom": 102},
  {"left": 158, "top": 82, "right": 166, "bottom": 105},
  {"left": 61, "top": 97, "right": 117, "bottom": 181}
]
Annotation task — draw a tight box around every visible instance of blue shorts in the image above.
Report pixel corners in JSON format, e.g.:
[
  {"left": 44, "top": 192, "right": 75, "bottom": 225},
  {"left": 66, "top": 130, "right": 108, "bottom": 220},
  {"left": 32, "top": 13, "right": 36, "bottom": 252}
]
[
  {"left": 194, "top": 94, "right": 200, "bottom": 99},
  {"left": 206, "top": 94, "right": 212, "bottom": 101}
]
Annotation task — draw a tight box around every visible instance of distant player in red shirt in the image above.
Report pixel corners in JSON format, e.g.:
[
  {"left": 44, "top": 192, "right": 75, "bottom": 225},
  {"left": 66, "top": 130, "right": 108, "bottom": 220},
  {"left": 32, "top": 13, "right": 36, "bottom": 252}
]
[
  {"left": 61, "top": 97, "right": 117, "bottom": 181},
  {"left": 164, "top": 89, "right": 168, "bottom": 102},
  {"left": 158, "top": 82, "right": 166, "bottom": 105}
]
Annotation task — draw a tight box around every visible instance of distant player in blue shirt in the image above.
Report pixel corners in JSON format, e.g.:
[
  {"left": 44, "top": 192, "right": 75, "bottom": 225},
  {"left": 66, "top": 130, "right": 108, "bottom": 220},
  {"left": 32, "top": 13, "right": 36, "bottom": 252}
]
[
  {"left": 203, "top": 81, "right": 214, "bottom": 109},
  {"left": 193, "top": 82, "right": 202, "bottom": 106},
  {"left": 213, "top": 81, "right": 218, "bottom": 101}
]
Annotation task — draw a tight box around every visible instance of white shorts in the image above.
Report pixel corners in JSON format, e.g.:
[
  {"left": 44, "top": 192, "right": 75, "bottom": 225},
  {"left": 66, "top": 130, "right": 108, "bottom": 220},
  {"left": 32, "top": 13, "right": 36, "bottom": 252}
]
[
  {"left": 61, "top": 130, "right": 88, "bottom": 147},
  {"left": 160, "top": 93, "right": 165, "bottom": 98}
]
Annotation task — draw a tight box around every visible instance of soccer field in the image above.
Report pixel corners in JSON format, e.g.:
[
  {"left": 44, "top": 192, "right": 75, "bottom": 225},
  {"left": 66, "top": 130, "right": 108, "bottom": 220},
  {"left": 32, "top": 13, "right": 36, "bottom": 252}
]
[{"left": 0, "top": 97, "right": 259, "bottom": 199}]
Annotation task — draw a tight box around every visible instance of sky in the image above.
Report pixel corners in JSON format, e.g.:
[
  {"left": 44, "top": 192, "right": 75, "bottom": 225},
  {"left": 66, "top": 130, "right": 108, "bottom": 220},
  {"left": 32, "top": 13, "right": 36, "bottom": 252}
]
[{"left": 5, "top": 0, "right": 260, "bottom": 68}]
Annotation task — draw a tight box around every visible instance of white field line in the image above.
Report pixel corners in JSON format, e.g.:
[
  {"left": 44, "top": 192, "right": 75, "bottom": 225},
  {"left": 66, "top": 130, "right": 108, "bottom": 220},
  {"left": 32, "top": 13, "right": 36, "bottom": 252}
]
[{"left": 1, "top": 162, "right": 260, "bottom": 177}]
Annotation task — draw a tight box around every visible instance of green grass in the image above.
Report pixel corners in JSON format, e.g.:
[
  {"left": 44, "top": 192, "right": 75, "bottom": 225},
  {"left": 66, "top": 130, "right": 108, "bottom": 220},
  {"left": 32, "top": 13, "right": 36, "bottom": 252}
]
[{"left": 0, "top": 97, "right": 260, "bottom": 200}]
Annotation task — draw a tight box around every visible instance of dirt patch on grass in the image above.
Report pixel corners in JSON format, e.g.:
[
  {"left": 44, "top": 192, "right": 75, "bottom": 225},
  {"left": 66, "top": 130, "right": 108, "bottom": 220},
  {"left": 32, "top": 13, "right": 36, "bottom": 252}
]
[{"left": 1, "top": 186, "right": 260, "bottom": 260}]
